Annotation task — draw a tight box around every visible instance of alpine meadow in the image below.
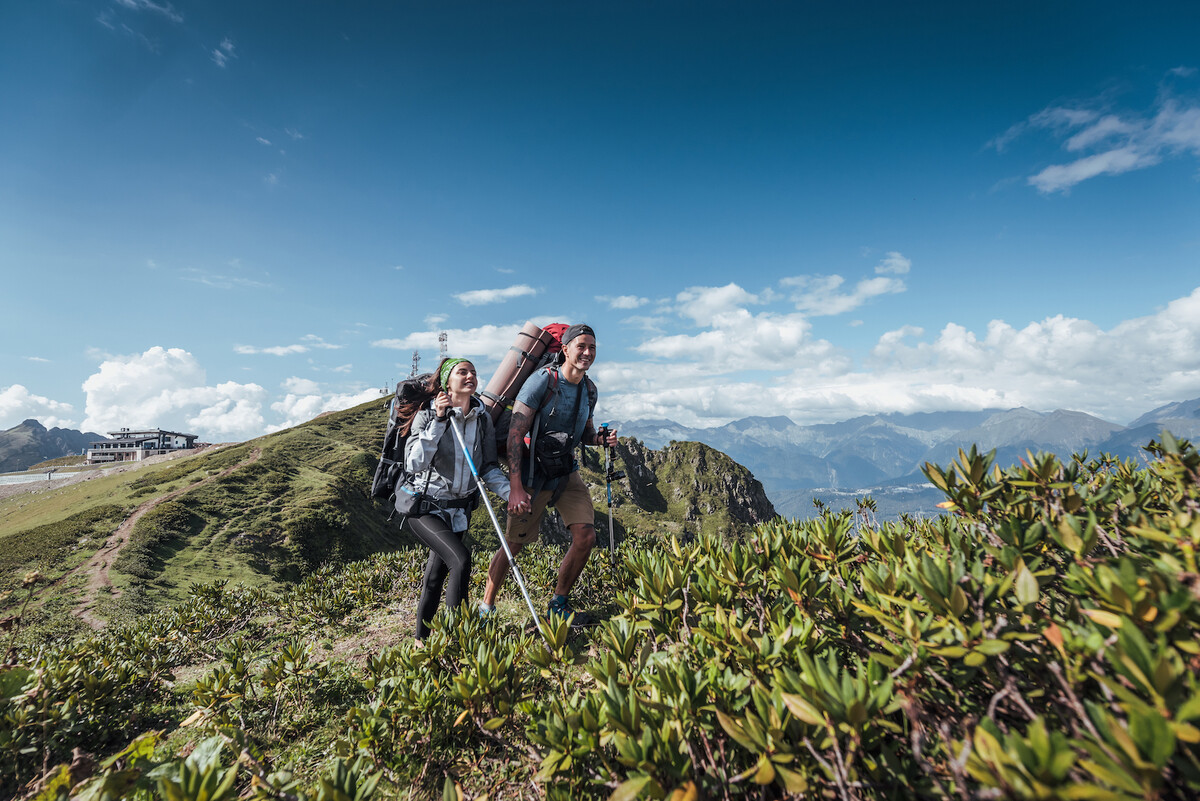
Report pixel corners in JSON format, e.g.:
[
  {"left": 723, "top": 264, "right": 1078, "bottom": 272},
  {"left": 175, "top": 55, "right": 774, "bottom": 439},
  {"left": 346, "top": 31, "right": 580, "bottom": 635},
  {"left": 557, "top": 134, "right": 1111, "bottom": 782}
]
[{"left": 2, "top": 396, "right": 1199, "bottom": 799}]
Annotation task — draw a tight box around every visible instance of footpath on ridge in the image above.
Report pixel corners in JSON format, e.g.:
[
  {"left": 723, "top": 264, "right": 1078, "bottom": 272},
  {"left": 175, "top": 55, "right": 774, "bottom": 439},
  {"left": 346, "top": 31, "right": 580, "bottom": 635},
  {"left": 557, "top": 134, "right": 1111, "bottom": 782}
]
[{"left": 70, "top": 447, "right": 262, "bottom": 629}]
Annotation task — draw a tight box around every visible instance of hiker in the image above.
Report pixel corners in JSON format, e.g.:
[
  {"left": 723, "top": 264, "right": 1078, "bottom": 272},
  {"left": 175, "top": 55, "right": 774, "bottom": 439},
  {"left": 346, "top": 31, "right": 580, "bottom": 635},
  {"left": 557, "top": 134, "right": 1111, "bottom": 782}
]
[
  {"left": 480, "top": 324, "right": 618, "bottom": 624},
  {"left": 400, "top": 357, "right": 509, "bottom": 642}
]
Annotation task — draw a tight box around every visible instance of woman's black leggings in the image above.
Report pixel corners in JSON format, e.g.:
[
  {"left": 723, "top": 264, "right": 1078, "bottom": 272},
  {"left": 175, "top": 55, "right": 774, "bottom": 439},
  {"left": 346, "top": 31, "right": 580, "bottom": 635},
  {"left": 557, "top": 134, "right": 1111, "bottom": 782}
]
[{"left": 408, "top": 514, "right": 472, "bottom": 640}]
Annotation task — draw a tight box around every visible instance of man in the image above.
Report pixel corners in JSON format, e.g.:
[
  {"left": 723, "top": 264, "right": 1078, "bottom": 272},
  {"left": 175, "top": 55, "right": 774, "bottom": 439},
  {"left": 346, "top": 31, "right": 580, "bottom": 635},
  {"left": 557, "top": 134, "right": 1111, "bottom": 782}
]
[{"left": 479, "top": 323, "right": 618, "bottom": 623}]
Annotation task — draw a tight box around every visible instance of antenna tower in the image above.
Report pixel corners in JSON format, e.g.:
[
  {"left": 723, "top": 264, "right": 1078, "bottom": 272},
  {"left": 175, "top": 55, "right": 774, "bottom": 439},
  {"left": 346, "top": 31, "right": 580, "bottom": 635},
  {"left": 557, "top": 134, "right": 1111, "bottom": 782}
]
[
  {"left": 410, "top": 350, "right": 420, "bottom": 378},
  {"left": 438, "top": 332, "right": 448, "bottom": 360}
]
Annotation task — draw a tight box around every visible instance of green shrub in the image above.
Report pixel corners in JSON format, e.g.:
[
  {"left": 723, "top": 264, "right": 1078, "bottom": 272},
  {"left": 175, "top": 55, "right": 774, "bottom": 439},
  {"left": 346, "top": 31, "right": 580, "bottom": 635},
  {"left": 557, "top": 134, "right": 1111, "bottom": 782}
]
[{"left": 5, "top": 435, "right": 1198, "bottom": 800}]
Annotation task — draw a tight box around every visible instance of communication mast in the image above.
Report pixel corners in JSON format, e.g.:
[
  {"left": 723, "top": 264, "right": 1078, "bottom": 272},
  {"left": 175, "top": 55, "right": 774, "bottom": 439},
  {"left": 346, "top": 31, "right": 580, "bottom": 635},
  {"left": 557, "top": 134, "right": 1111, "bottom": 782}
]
[
  {"left": 438, "top": 332, "right": 448, "bottom": 360},
  {"left": 410, "top": 349, "right": 420, "bottom": 378}
]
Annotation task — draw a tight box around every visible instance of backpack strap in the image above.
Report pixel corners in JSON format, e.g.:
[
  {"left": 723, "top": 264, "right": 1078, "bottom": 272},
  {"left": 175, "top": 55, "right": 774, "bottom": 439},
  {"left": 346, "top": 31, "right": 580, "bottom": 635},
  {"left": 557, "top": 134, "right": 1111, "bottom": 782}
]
[{"left": 528, "top": 369, "right": 558, "bottom": 479}]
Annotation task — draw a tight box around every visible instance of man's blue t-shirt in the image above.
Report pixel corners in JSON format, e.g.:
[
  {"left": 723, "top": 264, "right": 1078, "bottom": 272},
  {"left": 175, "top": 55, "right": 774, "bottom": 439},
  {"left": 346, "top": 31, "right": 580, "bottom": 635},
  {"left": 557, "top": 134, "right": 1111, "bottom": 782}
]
[{"left": 516, "top": 367, "right": 591, "bottom": 448}]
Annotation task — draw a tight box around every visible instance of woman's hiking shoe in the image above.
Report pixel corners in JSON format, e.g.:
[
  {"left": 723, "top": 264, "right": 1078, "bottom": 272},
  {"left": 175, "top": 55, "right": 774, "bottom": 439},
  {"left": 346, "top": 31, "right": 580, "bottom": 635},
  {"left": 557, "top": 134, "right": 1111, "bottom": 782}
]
[
  {"left": 478, "top": 602, "right": 497, "bottom": 619},
  {"left": 546, "top": 594, "right": 595, "bottom": 626}
]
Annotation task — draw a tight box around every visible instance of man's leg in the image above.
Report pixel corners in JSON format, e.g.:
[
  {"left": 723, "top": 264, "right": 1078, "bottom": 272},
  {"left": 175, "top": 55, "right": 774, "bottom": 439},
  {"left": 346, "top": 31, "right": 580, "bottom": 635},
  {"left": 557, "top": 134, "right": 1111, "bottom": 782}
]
[
  {"left": 483, "top": 540, "right": 525, "bottom": 607},
  {"left": 483, "top": 486, "right": 551, "bottom": 607},
  {"left": 554, "top": 522, "right": 596, "bottom": 597},
  {"left": 550, "top": 472, "right": 598, "bottom": 599}
]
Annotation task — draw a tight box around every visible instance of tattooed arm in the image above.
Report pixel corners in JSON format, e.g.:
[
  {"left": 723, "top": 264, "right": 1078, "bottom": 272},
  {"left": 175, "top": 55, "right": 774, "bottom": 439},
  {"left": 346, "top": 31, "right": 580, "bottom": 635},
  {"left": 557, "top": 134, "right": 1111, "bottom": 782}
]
[{"left": 507, "top": 400, "right": 535, "bottom": 515}]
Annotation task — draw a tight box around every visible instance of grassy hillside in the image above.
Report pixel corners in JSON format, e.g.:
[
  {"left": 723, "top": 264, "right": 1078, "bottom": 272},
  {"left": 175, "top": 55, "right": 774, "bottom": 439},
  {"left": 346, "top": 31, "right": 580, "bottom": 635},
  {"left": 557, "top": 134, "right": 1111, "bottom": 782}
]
[{"left": 0, "top": 398, "right": 766, "bottom": 636}]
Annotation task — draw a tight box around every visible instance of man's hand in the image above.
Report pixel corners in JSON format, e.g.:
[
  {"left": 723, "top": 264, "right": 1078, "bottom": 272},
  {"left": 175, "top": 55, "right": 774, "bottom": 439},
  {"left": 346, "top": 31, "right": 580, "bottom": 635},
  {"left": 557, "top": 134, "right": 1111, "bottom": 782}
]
[
  {"left": 594, "top": 422, "right": 618, "bottom": 447},
  {"left": 508, "top": 484, "right": 532, "bottom": 516}
]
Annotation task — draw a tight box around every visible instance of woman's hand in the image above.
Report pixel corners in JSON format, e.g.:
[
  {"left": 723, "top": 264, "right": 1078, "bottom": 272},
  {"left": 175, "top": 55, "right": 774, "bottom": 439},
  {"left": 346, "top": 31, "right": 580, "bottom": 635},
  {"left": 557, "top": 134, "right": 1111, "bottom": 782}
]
[
  {"left": 508, "top": 485, "right": 531, "bottom": 516},
  {"left": 433, "top": 392, "right": 452, "bottom": 420}
]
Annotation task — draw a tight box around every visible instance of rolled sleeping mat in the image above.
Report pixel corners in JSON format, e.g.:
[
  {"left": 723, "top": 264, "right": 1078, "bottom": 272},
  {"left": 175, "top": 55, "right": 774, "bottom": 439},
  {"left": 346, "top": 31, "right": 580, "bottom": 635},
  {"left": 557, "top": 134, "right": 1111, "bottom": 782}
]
[{"left": 480, "top": 321, "right": 556, "bottom": 423}]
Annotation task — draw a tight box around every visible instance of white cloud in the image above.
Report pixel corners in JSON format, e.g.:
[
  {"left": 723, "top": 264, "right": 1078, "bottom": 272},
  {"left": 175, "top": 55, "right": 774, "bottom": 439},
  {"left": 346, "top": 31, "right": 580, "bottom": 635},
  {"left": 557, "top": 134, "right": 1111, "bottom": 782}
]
[
  {"left": 851, "top": 287, "right": 1200, "bottom": 422},
  {"left": 598, "top": 294, "right": 649, "bottom": 310},
  {"left": 283, "top": 377, "right": 322, "bottom": 395},
  {"left": 179, "top": 265, "right": 269, "bottom": 290},
  {"left": 784, "top": 273, "right": 906, "bottom": 316},
  {"left": 372, "top": 323, "right": 528, "bottom": 361},
  {"left": 1029, "top": 147, "right": 1160, "bottom": 193},
  {"left": 675, "top": 284, "right": 761, "bottom": 326},
  {"left": 25, "top": 356, "right": 51, "bottom": 364},
  {"left": 212, "top": 38, "right": 235, "bottom": 68},
  {"left": 285, "top": 127, "right": 305, "bottom": 140},
  {"left": 0, "top": 385, "right": 77, "bottom": 430},
  {"left": 80, "top": 347, "right": 267, "bottom": 440},
  {"left": 874, "top": 252, "right": 911, "bottom": 275},
  {"left": 599, "top": 268, "right": 1200, "bottom": 429},
  {"left": 256, "top": 136, "right": 271, "bottom": 146},
  {"left": 453, "top": 285, "right": 537, "bottom": 306},
  {"left": 234, "top": 335, "right": 341, "bottom": 356},
  {"left": 235, "top": 344, "right": 306, "bottom": 356},
  {"left": 996, "top": 72, "right": 1200, "bottom": 193},
  {"left": 269, "top": 387, "right": 382, "bottom": 432},
  {"left": 114, "top": 0, "right": 183, "bottom": 23}
]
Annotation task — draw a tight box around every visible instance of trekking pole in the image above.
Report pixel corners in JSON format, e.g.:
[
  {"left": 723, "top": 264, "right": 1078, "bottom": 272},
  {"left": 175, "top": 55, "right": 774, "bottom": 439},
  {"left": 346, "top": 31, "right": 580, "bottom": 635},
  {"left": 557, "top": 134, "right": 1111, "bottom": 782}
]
[
  {"left": 446, "top": 413, "right": 552, "bottom": 649},
  {"left": 598, "top": 424, "right": 624, "bottom": 564}
]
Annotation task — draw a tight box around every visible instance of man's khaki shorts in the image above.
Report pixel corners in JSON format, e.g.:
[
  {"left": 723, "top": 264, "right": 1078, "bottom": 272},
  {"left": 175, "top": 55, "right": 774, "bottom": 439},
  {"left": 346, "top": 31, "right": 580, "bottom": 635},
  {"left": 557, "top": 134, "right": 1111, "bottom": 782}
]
[{"left": 505, "top": 470, "right": 594, "bottom": 545}]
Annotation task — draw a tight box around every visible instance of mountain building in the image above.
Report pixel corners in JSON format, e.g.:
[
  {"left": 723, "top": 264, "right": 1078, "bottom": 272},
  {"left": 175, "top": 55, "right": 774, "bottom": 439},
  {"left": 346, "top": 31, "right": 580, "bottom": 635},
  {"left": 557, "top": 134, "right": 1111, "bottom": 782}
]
[{"left": 85, "top": 428, "right": 198, "bottom": 464}]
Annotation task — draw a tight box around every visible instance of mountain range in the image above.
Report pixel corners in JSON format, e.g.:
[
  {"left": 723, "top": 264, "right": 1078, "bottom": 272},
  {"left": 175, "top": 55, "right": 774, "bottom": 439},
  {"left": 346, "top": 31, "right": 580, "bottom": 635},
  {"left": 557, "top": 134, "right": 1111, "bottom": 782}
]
[
  {"left": 617, "top": 397, "right": 1200, "bottom": 519},
  {"left": 7, "top": 396, "right": 1199, "bottom": 521},
  {"left": 0, "top": 419, "right": 102, "bottom": 473}
]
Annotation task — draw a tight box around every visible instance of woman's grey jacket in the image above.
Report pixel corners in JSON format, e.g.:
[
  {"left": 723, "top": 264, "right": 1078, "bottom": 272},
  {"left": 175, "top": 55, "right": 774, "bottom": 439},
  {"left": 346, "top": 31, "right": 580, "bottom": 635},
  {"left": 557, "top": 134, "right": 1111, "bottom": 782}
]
[{"left": 399, "top": 396, "right": 510, "bottom": 532}]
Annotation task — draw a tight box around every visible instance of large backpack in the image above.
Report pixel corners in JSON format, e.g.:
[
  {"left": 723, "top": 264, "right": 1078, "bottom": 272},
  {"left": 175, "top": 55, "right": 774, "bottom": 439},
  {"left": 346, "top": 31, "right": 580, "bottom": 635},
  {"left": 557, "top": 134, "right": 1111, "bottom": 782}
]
[
  {"left": 370, "top": 374, "right": 433, "bottom": 501},
  {"left": 483, "top": 322, "right": 568, "bottom": 458}
]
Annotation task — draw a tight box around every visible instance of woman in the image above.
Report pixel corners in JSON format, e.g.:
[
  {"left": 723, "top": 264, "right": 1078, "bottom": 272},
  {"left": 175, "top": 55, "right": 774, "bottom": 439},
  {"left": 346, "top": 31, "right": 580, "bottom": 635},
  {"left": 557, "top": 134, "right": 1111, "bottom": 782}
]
[{"left": 397, "top": 357, "right": 509, "bottom": 642}]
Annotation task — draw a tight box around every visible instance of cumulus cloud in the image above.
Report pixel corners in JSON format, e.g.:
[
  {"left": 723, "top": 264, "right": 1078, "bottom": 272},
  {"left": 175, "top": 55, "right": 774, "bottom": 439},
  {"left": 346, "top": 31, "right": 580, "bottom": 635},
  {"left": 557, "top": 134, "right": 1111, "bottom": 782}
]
[
  {"left": 849, "top": 287, "right": 1200, "bottom": 422},
  {"left": 0, "top": 385, "right": 77, "bottom": 430},
  {"left": 675, "top": 284, "right": 761, "bottom": 326},
  {"left": 598, "top": 268, "right": 1200, "bottom": 428},
  {"left": 995, "top": 70, "right": 1200, "bottom": 193},
  {"left": 283, "top": 377, "right": 322, "bottom": 395},
  {"left": 270, "top": 387, "right": 383, "bottom": 432},
  {"left": 453, "top": 285, "right": 537, "bottom": 306},
  {"left": 81, "top": 347, "right": 267, "bottom": 440}
]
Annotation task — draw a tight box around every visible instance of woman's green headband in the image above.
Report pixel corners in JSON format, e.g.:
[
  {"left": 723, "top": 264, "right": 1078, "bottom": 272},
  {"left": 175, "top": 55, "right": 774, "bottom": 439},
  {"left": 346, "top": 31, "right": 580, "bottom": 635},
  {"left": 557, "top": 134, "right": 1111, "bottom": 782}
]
[{"left": 438, "top": 358, "right": 468, "bottom": 389}]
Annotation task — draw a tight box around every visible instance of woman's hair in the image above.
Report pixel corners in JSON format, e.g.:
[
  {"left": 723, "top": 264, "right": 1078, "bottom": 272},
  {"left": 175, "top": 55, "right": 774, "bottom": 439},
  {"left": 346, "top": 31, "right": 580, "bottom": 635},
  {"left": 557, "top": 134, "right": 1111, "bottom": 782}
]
[{"left": 392, "top": 357, "right": 474, "bottom": 437}]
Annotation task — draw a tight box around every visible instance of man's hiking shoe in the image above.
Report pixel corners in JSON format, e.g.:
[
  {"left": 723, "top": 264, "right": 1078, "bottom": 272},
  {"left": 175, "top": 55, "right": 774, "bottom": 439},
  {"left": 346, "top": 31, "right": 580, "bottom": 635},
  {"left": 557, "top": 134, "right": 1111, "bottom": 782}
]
[
  {"left": 478, "top": 602, "right": 497, "bottom": 619},
  {"left": 546, "top": 595, "right": 596, "bottom": 627}
]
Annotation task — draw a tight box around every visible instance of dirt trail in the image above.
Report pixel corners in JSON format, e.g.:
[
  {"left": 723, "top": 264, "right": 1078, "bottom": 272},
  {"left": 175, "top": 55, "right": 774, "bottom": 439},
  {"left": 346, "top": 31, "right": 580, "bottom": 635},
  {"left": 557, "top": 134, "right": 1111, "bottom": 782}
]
[{"left": 73, "top": 448, "right": 262, "bottom": 629}]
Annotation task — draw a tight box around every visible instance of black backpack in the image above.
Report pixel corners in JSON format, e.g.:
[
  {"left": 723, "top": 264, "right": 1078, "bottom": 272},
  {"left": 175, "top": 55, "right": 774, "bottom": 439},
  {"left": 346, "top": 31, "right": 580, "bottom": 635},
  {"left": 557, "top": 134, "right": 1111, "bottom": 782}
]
[{"left": 370, "top": 374, "right": 433, "bottom": 501}]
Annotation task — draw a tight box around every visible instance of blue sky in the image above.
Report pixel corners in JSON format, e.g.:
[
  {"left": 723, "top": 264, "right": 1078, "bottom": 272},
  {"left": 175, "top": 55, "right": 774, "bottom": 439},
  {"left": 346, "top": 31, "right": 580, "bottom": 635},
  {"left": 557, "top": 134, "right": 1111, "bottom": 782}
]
[{"left": 2, "top": 1, "right": 1199, "bottom": 441}]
